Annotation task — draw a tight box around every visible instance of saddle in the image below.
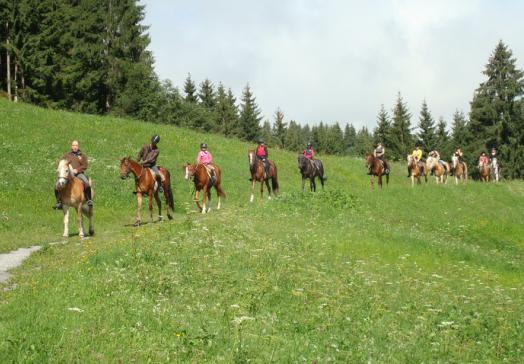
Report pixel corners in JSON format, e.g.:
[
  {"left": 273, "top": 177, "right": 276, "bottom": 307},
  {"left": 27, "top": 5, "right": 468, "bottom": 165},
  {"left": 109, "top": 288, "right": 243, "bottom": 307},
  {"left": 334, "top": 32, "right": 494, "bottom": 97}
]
[{"left": 203, "top": 164, "right": 217, "bottom": 186}]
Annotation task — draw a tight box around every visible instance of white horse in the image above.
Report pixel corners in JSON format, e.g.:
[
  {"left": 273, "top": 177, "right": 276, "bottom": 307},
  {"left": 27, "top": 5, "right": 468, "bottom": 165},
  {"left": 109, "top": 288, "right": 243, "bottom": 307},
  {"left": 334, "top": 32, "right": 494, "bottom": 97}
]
[
  {"left": 56, "top": 159, "right": 94, "bottom": 238},
  {"left": 426, "top": 156, "right": 449, "bottom": 184},
  {"left": 491, "top": 157, "right": 500, "bottom": 182},
  {"left": 451, "top": 155, "right": 468, "bottom": 185}
]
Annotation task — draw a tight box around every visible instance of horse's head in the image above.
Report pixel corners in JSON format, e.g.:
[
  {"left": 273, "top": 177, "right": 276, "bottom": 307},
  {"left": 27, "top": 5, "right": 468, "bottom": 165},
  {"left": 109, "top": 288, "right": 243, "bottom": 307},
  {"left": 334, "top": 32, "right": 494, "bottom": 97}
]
[
  {"left": 120, "top": 156, "right": 132, "bottom": 179},
  {"left": 451, "top": 155, "right": 458, "bottom": 168},
  {"left": 56, "top": 159, "right": 72, "bottom": 189},
  {"left": 184, "top": 163, "right": 196, "bottom": 180},
  {"left": 426, "top": 156, "right": 437, "bottom": 171},
  {"left": 248, "top": 150, "right": 256, "bottom": 167},
  {"left": 297, "top": 155, "right": 307, "bottom": 170},
  {"left": 365, "top": 153, "right": 374, "bottom": 167}
]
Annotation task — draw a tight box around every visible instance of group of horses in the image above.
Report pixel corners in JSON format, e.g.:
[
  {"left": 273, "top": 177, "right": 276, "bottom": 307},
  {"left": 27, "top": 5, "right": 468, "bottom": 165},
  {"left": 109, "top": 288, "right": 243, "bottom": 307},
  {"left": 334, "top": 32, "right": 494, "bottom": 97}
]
[
  {"left": 366, "top": 152, "right": 500, "bottom": 189},
  {"left": 55, "top": 150, "right": 326, "bottom": 238}
]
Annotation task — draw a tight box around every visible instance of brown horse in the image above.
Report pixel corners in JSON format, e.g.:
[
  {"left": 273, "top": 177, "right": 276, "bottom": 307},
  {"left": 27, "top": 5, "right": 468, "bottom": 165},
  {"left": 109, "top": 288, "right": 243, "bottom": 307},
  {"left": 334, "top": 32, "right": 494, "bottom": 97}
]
[
  {"left": 479, "top": 164, "right": 491, "bottom": 182},
  {"left": 451, "top": 155, "right": 468, "bottom": 185},
  {"left": 426, "top": 156, "right": 449, "bottom": 184},
  {"left": 407, "top": 155, "right": 427, "bottom": 187},
  {"left": 120, "top": 157, "right": 174, "bottom": 226},
  {"left": 365, "top": 153, "right": 389, "bottom": 189},
  {"left": 248, "top": 150, "right": 279, "bottom": 202},
  {"left": 56, "top": 159, "right": 94, "bottom": 238},
  {"left": 184, "top": 163, "right": 225, "bottom": 213}
]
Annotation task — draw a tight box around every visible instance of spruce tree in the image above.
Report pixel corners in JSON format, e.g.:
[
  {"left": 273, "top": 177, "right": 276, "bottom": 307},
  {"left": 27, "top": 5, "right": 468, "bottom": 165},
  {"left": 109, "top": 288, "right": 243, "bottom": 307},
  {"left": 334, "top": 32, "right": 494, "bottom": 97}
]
[
  {"left": 184, "top": 73, "right": 197, "bottom": 103},
  {"left": 435, "top": 117, "right": 450, "bottom": 158},
  {"left": 389, "top": 92, "right": 413, "bottom": 160},
  {"left": 215, "top": 83, "right": 238, "bottom": 136},
  {"left": 285, "top": 120, "right": 302, "bottom": 151},
  {"left": 343, "top": 123, "right": 357, "bottom": 155},
  {"left": 272, "top": 108, "right": 287, "bottom": 147},
  {"left": 238, "top": 83, "right": 262, "bottom": 141},
  {"left": 198, "top": 78, "right": 216, "bottom": 110},
  {"left": 468, "top": 41, "right": 524, "bottom": 178},
  {"left": 354, "top": 126, "right": 374, "bottom": 157},
  {"left": 451, "top": 110, "right": 469, "bottom": 151},
  {"left": 417, "top": 100, "right": 436, "bottom": 153},
  {"left": 373, "top": 105, "right": 391, "bottom": 146}
]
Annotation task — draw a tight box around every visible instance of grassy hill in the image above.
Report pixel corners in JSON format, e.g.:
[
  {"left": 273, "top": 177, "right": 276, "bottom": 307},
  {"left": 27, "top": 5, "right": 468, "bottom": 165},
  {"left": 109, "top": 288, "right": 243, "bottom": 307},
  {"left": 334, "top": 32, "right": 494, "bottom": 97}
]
[{"left": 1, "top": 99, "right": 523, "bottom": 362}]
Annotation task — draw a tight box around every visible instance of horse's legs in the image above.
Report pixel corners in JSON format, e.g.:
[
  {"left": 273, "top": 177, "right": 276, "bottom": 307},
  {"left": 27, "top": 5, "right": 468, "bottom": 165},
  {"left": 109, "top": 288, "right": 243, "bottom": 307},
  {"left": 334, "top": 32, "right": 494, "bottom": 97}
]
[
  {"left": 264, "top": 179, "right": 272, "bottom": 200},
  {"left": 370, "top": 176, "right": 374, "bottom": 190},
  {"left": 378, "top": 175, "right": 383, "bottom": 189},
  {"left": 136, "top": 192, "right": 142, "bottom": 226},
  {"left": 154, "top": 192, "right": 162, "bottom": 221},
  {"left": 201, "top": 187, "right": 208, "bottom": 214},
  {"left": 77, "top": 205, "right": 85, "bottom": 238},
  {"left": 207, "top": 189, "right": 212, "bottom": 213},
  {"left": 250, "top": 180, "right": 256, "bottom": 203},
  {"left": 301, "top": 177, "right": 306, "bottom": 192},
  {"left": 320, "top": 176, "right": 325, "bottom": 190},
  {"left": 148, "top": 191, "right": 154, "bottom": 222},
  {"left": 311, "top": 177, "right": 316, "bottom": 192},
  {"left": 411, "top": 175, "right": 415, "bottom": 187},
  {"left": 62, "top": 207, "right": 69, "bottom": 237},
  {"left": 82, "top": 205, "right": 94, "bottom": 236}
]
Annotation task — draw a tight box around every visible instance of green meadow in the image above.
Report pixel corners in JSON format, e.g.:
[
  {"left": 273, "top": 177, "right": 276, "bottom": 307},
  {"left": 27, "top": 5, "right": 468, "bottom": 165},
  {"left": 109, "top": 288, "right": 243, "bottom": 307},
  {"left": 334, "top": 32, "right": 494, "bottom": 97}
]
[{"left": 1, "top": 99, "right": 523, "bottom": 362}]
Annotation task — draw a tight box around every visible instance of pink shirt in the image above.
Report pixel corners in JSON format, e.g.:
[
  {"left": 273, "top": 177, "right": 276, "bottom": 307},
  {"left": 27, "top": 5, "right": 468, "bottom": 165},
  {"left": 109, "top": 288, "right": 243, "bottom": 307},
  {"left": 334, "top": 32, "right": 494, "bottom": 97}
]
[{"left": 197, "top": 151, "right": 213, "bottom": 165}]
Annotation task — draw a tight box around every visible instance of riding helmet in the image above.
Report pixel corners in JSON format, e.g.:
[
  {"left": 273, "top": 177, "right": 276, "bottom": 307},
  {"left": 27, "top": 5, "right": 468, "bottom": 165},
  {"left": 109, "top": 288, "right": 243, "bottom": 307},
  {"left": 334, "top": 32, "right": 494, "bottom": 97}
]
[
  {"left": 200, "top": 143, "right": 208, "bottom": 149},
  {"left": 307, "top": 142, "right": 312, "bottom": 147},
  {"left": 151, "top": 135, "right": 160, "bottom": 144},
  {"left": 258, "top": 140, "right": 264, "bottom": 145}
]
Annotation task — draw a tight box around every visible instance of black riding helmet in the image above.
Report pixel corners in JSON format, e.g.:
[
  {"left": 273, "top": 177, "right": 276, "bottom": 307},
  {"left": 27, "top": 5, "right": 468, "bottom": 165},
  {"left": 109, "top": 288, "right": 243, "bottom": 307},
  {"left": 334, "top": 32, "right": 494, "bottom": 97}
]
[
  {"left": 151, "top": 135, "right": 160, "bottom": 144},
  {"left": 200, "top": 143, "right": 208, "bottom": 149},
  {"left": 258, "top": 140, "right": 264, "bottom": 145}
]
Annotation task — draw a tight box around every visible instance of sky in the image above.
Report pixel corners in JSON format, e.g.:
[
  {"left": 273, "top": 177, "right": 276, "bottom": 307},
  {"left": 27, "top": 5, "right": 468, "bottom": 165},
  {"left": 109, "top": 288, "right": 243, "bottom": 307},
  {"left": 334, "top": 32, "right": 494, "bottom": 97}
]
[{"left": 142, "top": 0, "right": 524, "bottom": 130}]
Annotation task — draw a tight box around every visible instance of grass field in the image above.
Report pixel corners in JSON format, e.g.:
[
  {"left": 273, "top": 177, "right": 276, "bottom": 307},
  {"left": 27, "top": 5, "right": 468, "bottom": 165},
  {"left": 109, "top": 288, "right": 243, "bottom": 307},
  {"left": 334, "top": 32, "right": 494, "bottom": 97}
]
[{"left": 1, "top": 99, "right": 523, "bottom": 362}]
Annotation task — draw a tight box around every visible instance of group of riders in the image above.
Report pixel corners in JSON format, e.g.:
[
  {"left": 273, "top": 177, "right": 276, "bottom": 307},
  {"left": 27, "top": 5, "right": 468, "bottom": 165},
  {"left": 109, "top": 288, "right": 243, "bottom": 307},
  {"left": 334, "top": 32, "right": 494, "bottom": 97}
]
[
  {"left": 54, "top": 136, "right": 320, "bottom": 209},
  {"left": 368, "top": 142, "right": 499, "bottom": 177}
]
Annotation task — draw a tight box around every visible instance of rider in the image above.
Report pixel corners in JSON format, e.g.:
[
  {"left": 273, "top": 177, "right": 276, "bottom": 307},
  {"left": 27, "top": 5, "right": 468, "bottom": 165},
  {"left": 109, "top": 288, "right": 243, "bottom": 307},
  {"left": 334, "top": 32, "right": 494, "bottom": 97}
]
[
  {"left": 491, "top": 147, "right": 497, "bottom": 164},
  {"left": 256, "top": 140, "right": 270, "bottom": 176},
  {"left": 303, "top": 142, "right": 316, "bottom": 170},
  {"left": 54, "top": 140, "right": 93, "bottom": 209},
  {"left": 408, "top": 144, "right": 423, "bottom": 177},
  {"left": 371, "top": 143, "right": 389, "bottom": 175},
  {"left": 478, "top": 151, "right": 489, "bottom": 169},
  {"left": 137, "top": 135, "right": 164, "bottom": 193},
  {"left": 196, "top": 143, "right": 216, "bottom": 183}
]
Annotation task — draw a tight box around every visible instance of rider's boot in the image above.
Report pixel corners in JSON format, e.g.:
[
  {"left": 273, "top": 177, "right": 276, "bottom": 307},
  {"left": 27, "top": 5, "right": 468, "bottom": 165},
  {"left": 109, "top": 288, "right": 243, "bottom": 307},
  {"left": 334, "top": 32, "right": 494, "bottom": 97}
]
[
  {"left": 85, "top": 186, "right": 94, "bottom": 207},
  {"left": 156, "top": 176, "right": 164, "bottom": 193},
  {"left": 53, "top": 189, "right": 63, "bottom": 210}
]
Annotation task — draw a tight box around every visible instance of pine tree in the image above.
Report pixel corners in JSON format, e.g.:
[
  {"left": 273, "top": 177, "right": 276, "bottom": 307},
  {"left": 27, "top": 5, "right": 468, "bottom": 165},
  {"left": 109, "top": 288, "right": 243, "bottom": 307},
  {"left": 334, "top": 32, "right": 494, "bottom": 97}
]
[
  {"left": 238, "top": 83, "right": 262, "bottom": 141},
  {"left": 435, "top": 117, "right": 450, "bottom": 158},
  {"left": 198, "top": 78, "right": 216, "bottom": 110},
  {"left": 373, "top": 105, "right": 391, "bottom": 146},
  {"left": 451, "top": 110, "right": 469, "bottom": 151},
  {"left": 468, "top": 41, "right": 524, "bottom": 178},
  {"left": 343, "top": 123, "right": 357, "bottom": 155},
  {"left": 417, "top": 100, "right": 437, "bottom": 153},
  {"left": 285, "top": 120, "right": 302, "bottom": 151},
  {"left": 389, "top": 92, "right": 413, "bottom": 160},
  {"left": 259, "top": 120, "right": 274, "bottom": 146},
  {"left": 354, "top": 126, "right": 374, "bottom": 157},
  {"left": 184, "top": 73, "right": 197, "bottom": 103},
  {"left": 215, "top": 83, "right": 238, "bottom": 136},
  {"left": 272, "top": 108, "right": 287, "bottom": 147}
]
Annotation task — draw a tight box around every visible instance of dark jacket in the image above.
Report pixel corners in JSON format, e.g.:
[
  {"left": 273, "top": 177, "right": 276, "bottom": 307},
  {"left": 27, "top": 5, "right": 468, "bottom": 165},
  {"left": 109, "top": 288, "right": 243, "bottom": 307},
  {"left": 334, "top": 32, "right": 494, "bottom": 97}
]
[
  {"left": 137, "top": 144, "right": 159, "bottom": 167},
  {"left": 63, "top": 150, "right": 88, "bottom": 174}
]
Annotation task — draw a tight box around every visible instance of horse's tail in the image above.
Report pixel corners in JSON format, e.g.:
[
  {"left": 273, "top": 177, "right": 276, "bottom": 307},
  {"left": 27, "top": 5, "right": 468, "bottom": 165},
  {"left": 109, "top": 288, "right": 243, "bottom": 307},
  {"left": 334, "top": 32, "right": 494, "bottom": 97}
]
[
  {"left": 271, "top": 165, "right": 279, "bottom": 194},
  {"left": 167, "top": 182, "right": 175, "bottom": 211},
  {"left": 317, "top": 160, "right": 326, "bottom": 180},
  {"left": 464, "top": 163, "right": 468, "bottom": 181}
]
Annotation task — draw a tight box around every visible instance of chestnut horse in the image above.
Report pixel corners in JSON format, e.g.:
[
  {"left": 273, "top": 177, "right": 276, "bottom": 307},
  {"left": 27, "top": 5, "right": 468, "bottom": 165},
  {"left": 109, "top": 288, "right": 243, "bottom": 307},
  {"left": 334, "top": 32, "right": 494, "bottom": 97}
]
[
  {"left": 184, "top": 163, "right": 225, "bottom": 213},
  {"left": 56, "top": 159, "right": 94, "bottom": 238},
  {"left": 426, "top": 156, "right": 449, "bottom": 184},
  {"left": 365, "top": 153, "right": 389, "bottom": 189},
  {"left": 451, "top": 155, "right": 468, "bottom": 185},
  {"left": 407, "top": 155, "right": 427, "bottom": 187},
  {"left": 248, "top": 150, "right": 279, "bottom": 202},
  {"left": 479, "top": 164, "right": 491, "bottom": 182},
  {"left": 298, "top": 155, "right": 326, "bottom": 192},
  {"left": 120, "top": 157, "right": 174, "bottom": 226}
]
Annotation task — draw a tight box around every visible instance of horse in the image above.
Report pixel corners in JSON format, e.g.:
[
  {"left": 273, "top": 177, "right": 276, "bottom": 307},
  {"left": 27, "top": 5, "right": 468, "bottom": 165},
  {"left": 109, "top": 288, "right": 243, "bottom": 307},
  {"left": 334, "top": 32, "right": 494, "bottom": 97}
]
[
  {"left": 407, "top": 155, "right": 427, "bottom": 187},
  {"left": 451, "top": 155, "right": 468, "bottom": 185},
  {"left": 56, "top": 159, "right": 94, "bottom": 238},
  {"left": 426, "top": 156, "right": 450, "bottom": 184},
  {"left": 119, "top": 157, "right": 174, "bottom": 226},
  {"left": 365, "top": 153, "right": 389, "bottom": 189},
  {"left": 298, "top": 155, "right": 326, "bottom": 192},
  {"left": 479, "top": 163, "right": 491, "bottom": 182},
  {"left": 184, "top": 163, "right": 225, "bottom": 213},
  {"left": 491, "top": 157, "right": 500, "bottom": 182},
  {"left": 248, "top": 150, "right": 279, "bottom": 202}
]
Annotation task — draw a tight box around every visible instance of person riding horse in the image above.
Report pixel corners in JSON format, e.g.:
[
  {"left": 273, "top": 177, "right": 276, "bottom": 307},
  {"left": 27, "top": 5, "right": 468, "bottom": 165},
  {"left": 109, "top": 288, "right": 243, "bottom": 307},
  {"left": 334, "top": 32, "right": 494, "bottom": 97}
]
[
  {"left": 369, "top": 143, "right": 389, "bottom": 175},
  {"left": 408, "top": 145, "right": 423, "bottom": 177},
  {"left": 256, "top": 140, "right": 270, "bottom": 177},
  {"left": 303, "top": 142, "right": 317, "bottom": 170},
  {"left": 454, "top": 147, "right": 464, "bottom": 163},
  {"left": 478, "top": 152, "right": 490, "bottom": 169},
  {"left": 196, "top": 143, "right": 216, "bottom": 184},
  {"left": 54, "top": 140, "right": 93, "bottom": 209},
  {"left": 137, "top": 135, "right": 164, "bottom": 193}
]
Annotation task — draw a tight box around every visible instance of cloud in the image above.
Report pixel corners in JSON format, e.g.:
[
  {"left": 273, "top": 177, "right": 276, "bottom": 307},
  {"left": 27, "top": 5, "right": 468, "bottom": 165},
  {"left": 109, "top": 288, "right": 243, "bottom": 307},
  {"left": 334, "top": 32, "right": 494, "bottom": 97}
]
[{"left": 142, "top": 0, "right": 524, "bottom": 129}]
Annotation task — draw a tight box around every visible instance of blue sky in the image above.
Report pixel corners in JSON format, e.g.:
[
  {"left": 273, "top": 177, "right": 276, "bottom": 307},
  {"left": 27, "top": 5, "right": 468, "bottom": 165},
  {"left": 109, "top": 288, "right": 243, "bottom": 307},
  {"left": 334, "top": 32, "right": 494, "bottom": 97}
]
[{"left": 142, "top": 0, "right": 524, "bottom": 129}]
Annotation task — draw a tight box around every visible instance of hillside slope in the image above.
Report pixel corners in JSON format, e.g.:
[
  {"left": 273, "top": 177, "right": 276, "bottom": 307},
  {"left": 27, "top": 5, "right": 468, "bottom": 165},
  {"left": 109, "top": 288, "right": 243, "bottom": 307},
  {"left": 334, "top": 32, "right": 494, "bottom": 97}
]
[{"left": 0, "top": 100, "right": 523, "bottom": 362}]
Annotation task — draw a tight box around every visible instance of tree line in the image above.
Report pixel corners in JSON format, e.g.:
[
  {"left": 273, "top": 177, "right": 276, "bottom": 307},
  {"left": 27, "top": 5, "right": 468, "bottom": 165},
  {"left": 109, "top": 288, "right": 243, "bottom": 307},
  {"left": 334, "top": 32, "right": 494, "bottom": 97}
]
[{"left": 1, "top": 1, "right": 523, "bottom": 178}]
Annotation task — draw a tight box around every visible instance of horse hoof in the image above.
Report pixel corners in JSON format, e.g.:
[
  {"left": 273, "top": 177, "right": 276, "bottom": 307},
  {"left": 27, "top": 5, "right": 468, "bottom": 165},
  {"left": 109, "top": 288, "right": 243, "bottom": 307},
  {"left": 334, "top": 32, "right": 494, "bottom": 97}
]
[
  {"left": 133, "top": 221, "right": 141, "bottom": 227},
  {"left": 89, "top": 229, "right": 95, "bottom": 236},
  {"left": 167, "top": 214, "right": 173, "bottom": 220},
  {"left": 63, "top": 233, "right": 68, "bottom": 238}
]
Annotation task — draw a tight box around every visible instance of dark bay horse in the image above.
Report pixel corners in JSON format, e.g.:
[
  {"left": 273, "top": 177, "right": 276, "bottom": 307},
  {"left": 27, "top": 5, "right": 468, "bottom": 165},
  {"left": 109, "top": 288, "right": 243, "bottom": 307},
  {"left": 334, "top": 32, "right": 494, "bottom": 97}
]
[
  {"left": 56, "top": 159, "right": 94, "bottom": 238},
  {"left": 298, "top": 155, "right": 326, "bottom": 192},
  {"left": 184, "top": 163, "right": 225, "bottom": 213},
  {"left": 407, "top": 155, "right": 427, "bottom": 187},
  {"left": 120, "top": 157, "right": 174, "bottom": 226},
  {"left": 248, "top": 150, "right": 279, "bottom": 202},
  {"left": 366, "top": 153, "right": 389, "bottom": 189}
]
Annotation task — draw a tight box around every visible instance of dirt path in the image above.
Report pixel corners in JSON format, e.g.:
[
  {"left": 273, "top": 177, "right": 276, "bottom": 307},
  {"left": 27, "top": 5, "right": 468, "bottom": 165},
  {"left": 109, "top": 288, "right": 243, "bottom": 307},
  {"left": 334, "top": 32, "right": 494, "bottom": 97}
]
[{"left": 0, "top": 246, "right": 42, "bottom": 284}]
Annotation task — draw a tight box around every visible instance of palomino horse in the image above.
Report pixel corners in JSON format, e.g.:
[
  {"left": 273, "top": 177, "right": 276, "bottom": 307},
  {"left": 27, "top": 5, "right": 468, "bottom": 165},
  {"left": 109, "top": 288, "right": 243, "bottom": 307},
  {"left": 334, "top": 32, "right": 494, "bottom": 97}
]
[
  {"left": 248, "top": 150, "right": 279, "bottom": 202},
  {"left": 491, "top": 157, "right": 500, "bottom": 182},
  {"left": 407, "top": 155, "right": 427, "bottom": 187},
  {"left": 451, "top": 155, "right": 468, "bottom": 185},
  {"left": 426, "top": 157, "right": 450, "bottom": 184},
  {"left": 479, "top": 164, "right": 491, "bottom": 182},
  {"left": 184, "top": 163, "right": 225, "bottom": 213},
  {"left": 298, "top": 155, "right": 326, "bottom": 192},
  {"left": 365, "top": 153, "right": 389, "bottom": 189},
  {"left": 120, "top": 157, "right": 174, "bottom": 226},
  {"left": 56, "top": 159, "right": 94, "bottom": 238}
]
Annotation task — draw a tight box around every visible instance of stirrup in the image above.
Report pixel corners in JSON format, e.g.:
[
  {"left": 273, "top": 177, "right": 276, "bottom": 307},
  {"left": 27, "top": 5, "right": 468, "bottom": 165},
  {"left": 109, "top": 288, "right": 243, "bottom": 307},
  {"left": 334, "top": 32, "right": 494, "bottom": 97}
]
[
  {"left": 53, "top": 202, "right": 63, "bottom": 210},
  {"left": 87, "top": 200, "right": 93, "bottom": 207}
]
